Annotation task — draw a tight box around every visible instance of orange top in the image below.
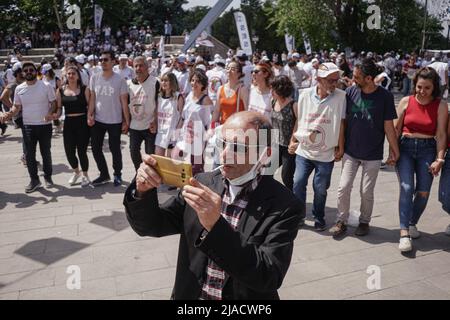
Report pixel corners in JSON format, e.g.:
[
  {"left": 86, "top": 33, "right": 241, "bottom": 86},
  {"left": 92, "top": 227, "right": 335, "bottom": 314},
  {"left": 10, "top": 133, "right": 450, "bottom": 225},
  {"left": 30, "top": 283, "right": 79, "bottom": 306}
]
[{"left": 218, "top": 85, "right": 245, "bottom": 124}]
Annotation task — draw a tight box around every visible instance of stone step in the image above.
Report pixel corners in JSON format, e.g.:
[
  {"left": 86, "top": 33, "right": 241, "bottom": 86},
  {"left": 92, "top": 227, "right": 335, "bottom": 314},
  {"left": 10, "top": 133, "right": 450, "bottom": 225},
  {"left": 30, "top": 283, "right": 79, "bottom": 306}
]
[{"left": 0, "top": 55, "right": 54, "bottom": 64}]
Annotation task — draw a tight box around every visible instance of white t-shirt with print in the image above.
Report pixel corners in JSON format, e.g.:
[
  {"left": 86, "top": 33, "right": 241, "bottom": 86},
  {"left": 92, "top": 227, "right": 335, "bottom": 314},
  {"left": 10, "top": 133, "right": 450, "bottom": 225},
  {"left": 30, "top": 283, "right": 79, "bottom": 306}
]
[{"left": 294, "top": 86, "right": 346, "bottom": 162}]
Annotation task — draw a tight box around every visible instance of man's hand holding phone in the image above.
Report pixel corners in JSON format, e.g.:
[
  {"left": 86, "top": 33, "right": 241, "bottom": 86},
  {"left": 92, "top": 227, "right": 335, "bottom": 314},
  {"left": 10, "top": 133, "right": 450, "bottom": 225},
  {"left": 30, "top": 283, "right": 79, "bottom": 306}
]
[{"left": 136, "top": 154, "right": 162, "bottom": 195}]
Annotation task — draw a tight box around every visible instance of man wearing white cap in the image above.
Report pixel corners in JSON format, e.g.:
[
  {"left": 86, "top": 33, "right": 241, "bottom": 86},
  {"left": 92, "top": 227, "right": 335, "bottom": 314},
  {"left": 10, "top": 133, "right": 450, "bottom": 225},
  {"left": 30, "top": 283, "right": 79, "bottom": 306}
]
[
  {"left": 85, "top": 55, "right": 101, "bottom": 76},
  {"left": 289, "top": 62, "right": 346, "bottom": 231},
  {"left": 113, "top": 54, "right": 135, "bottom": 81},
  {"left": 75, "top": 54, "right": 90, "bottom": 86},
  {"left": 206, "top": 56, "right": 227, "bottom": 108},
  {"left": 173, "top": 54, "right": 191, "bottom": 97}
]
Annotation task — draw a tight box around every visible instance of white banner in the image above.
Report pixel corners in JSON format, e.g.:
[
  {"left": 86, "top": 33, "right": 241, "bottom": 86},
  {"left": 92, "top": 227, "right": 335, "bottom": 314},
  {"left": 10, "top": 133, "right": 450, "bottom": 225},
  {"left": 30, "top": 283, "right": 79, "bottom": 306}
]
[
  {"left": 94, "top": 5, "right": 104, "bottom": 30},
  {"left": 234, "top": 12, "right": 252, "bottom": 56},
  {"left": 159, "top": 34, "right": 165, "bottom": 57},
  {"left": 303, "top": 32, "right": 312, "bottom": 55},
  {"left": 285, "top": 34, "right": 295, "bottom": 52}
]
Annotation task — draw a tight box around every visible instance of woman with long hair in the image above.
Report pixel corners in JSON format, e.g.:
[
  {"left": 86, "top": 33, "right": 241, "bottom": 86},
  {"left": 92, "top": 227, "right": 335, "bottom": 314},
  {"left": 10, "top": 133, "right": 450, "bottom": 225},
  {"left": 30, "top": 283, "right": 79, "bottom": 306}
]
[
  {"left": 271, "top": 75, "right": 297, "bottom": 191},
  {"left": 248, "top": 62, "right": 273, "bottom": 119},
  {"left": 172, "top": 69, "right": 213, "bottom": 176},
  {"left": 212, "top": 60, "right": 248, "bottom": 125},
  {"left": 155, "top": 72, "right": 184, "bottom": 157},
  {"left": 55, "top": 66, "right": 91, "bottom": 187},
  {"left": 395, "top": 67, "right": 448, "bottom": 252}
]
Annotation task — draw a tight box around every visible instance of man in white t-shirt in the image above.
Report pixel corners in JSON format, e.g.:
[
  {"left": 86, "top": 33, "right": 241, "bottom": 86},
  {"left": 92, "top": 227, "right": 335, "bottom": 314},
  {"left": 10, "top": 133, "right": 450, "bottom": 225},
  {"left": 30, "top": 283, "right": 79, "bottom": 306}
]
[
  {"left": 88, "top": 50, "right": 130, "bottom": 187},
  {"left": 289, "top": 62, "right": 346, "bottom": 231},
  {"left": 0, "top": 61, "right": 57, "bottom": 193},
  {"left": 428, "top": 53, "right": 449, "bottom": 98},
  {"left": 113, "top": 54, "right": 135, "bottom": 81},
  {"left": 236, "top": 51, "right": 253, "bottom": 88},
  {"left": 173, "top": 55, "right": 191, "bottom": 97},
  {"left": 127, "top": 56, "right": 160, "bottom": 171},
  {"left": 206, "top": 57, "right": 228, "bottom": 108}
]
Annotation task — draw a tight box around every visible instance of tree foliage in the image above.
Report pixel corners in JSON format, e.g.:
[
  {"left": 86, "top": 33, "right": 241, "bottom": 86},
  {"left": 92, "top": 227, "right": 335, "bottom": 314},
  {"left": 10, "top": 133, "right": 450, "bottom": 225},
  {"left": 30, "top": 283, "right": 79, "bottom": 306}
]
[{"left": 269, "top": 0, "right": 447, "bottom": 52}]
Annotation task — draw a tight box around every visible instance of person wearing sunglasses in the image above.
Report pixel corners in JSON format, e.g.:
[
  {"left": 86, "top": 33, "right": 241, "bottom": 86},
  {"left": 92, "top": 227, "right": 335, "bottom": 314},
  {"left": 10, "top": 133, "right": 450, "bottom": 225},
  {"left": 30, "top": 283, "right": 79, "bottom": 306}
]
[
  {"left": 330, "top": 58, "right": 400, "bottom": 238},
  {"left": 248, "top": 63, "right": 273, "bottom": 119},
  {"left": 124, "top": 110, "right": 303, "bottom": 300},
  {"left": 0, "top": 61, "right": 57, "bottom": 193},
  {"left": 289, "top": 63, "right": 346, "bottom": 231},
  {"left": 88, "top": 50, "right": 130, "bottom": 187}
]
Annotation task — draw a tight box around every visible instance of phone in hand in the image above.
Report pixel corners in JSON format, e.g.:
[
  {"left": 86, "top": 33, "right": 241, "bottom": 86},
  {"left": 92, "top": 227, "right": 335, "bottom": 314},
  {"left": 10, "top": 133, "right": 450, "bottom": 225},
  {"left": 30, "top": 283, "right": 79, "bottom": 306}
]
[{"left": 151, "top": 155, "right": 193, "bottom": 188}]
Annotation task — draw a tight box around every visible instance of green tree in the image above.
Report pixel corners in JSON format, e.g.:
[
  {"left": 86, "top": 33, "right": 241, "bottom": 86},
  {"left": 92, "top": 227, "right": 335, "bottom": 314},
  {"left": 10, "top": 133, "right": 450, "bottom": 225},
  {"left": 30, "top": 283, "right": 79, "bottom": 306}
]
[{"left": 269, "top": 0, "right": 446, "bottom": 53}]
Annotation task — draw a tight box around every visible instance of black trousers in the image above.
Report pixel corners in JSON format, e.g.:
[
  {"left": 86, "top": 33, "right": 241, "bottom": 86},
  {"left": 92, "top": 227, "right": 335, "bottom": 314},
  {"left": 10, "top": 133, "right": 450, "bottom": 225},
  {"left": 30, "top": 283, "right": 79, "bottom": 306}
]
[
  {"left": 23, "top": 124, "right": 52, "bottom": 181},
  {"left": 91, "top": 121, "right": 122, "bottom": 178},
  {"left": 63, "top": 115, "right": 90, "bottom": 172},
  {"left": 129, "top": 129, "right": 156, "bottom": 171}
]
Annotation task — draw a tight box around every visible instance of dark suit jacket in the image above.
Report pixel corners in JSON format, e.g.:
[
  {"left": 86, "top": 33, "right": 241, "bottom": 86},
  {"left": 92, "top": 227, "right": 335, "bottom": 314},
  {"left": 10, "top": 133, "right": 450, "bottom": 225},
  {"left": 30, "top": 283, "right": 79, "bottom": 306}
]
[{"left": 123, "top": 170, "right": 303, "bottom": 300}]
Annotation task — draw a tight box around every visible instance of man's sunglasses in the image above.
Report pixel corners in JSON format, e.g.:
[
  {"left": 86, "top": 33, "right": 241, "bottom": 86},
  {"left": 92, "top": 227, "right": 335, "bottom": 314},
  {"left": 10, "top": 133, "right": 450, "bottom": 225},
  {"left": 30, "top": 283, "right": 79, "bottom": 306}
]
[
  {"left": 99, "top": 58, "right": 110, "bottom": 62},
  {"left": 215, "top": 137, "right": 260, "bottom": 154},
  {"left": 23, "top": 68, "right": 36, "bottom": 73}
]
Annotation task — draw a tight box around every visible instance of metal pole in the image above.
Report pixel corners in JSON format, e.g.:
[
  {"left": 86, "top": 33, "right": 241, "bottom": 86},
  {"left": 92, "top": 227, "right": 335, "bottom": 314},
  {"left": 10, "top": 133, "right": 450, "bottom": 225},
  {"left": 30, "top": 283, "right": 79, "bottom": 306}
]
[{"left": 421, "top": 0, "right": 428, "bottom": 53}]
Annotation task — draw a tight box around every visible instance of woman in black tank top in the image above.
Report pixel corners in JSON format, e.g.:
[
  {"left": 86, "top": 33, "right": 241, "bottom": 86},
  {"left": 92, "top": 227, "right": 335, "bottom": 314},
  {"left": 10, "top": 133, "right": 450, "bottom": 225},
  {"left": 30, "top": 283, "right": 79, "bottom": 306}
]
[{"left": 55, "top": 66, "right": 91, "bottom": 187}]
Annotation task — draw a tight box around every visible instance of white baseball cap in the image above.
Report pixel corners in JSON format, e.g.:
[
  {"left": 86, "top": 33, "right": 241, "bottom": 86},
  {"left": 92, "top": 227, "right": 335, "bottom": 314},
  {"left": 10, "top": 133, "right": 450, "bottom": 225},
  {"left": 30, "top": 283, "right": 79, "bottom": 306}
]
[
  {"left": 12, "top": 62, "right": 22, "bottom": 72},
  {"left": 311, "top": 58, "right": 320, "bottom": 65},
  {"left": 75, "top": 55, "right": 85, "bottom": 64},
  {"left": 42, "top": 63, "right": 52, "bottom": 73},
  {"left": 317, "top": 62, "right": 341, "bottom": 78},
  {"left": 119, "top": 54, "right": 128, "bottom": 60},
  {"left": 292, "top": 52, "right": 301, "bottom": 59},
  {"left": 177, "top": 54, "right": 187, "bottom": 63}
]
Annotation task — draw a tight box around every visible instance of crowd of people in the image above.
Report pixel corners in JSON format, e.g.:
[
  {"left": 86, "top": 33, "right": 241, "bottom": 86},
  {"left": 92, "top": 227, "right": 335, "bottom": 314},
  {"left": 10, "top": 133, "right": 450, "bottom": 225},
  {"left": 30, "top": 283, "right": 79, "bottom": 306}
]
[{"left": 0, "top": 37, "right": 450, "bottom": 299}]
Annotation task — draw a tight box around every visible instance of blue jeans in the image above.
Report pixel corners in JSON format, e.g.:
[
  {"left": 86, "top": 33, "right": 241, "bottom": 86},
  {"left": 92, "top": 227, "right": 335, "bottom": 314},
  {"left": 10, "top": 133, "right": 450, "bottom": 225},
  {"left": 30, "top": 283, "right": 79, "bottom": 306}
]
[
  {"left": 396, "top": 137, "right": 436, "bottom": 229},
  {"left": 293, "top": 155, "right": 334, "bottom": 223},
  {"left": 402, "top": 77, "right": 412, "bottom": 96},
  {"left": 438, "top": 149, "right": 450, "bottom": 214}
]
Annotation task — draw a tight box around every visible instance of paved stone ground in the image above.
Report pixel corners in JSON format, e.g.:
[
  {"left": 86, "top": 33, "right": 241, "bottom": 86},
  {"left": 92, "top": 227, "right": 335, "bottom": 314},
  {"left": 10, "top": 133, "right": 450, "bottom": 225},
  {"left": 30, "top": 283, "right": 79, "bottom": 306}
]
[{"left": 1, "top": 93, "right": 449, "bottom": 300}]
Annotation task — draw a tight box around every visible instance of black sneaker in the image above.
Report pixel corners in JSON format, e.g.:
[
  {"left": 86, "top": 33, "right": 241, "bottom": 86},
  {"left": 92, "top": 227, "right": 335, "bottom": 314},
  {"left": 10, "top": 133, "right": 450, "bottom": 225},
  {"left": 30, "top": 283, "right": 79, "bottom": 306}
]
[
  {"left": 92, "top": 175, "right": 111, "bottom": 186},
  {"left": 314, "top": 220, "right": 327, "bottom": 232},
  {"left": 25, "top": 179, "right": 41, "bottom": 193},
  {"left": 44, "top": 177, "right": 54, "bottom": 188},
  {"left": 113, "top": 175, "right": 122, "bottom": 187},
  {"left": 355, "top": 223, "right": 370, "bottom": 236}
]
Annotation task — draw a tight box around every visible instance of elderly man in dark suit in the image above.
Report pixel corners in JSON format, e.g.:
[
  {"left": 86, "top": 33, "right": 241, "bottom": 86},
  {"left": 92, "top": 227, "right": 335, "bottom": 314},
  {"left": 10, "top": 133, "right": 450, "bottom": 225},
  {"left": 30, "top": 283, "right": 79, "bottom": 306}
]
[{"left": 123, "top": 111, "right": 304, "bottom": 300}]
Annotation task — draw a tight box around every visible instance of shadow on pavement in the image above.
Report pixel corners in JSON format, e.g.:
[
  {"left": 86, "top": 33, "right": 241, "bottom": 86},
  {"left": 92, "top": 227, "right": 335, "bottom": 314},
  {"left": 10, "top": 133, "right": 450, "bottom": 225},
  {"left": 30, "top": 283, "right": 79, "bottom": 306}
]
[{"left": 15, "top": 238, "right": 90, "bottom": 265}]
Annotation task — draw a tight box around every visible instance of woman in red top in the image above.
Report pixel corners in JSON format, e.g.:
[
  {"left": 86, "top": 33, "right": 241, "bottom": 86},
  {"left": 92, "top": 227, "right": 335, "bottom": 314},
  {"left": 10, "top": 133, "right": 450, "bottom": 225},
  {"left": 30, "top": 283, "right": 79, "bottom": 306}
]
[{"left": 394, "top": 67, "right": 448, "bottom": 252}]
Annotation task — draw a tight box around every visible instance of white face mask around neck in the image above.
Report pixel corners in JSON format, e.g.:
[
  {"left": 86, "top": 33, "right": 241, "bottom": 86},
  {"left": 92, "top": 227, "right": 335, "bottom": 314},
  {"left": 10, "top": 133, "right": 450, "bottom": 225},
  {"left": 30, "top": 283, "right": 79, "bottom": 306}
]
[{"left": 227, "top": 147, "right": 268, "bottom": 186}]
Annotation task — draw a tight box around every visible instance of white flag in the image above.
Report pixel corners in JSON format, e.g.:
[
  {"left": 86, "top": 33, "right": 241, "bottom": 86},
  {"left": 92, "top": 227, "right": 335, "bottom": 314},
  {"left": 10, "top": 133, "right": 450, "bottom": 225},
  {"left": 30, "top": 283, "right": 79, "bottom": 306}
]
[
  {"left": 303, "top": 32, "right": 312, "bottom": 55},
  {"left": 233, "top": 12, "right": 252, "bottom": 56},
  {"left": 285, "top": 34, "right": 295, "bottom": 52},
  {"left": 94, "top": 5, "right": 104, "bottom": 30},
  {"left": 159, "top": 34, "right": 165, "bottom": 57}
]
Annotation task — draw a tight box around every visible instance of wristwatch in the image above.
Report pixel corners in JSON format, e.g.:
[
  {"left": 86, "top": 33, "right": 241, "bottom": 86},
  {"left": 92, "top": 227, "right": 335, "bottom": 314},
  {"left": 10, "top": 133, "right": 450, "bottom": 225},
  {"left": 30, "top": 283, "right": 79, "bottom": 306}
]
[{"left": 131, "top": 188, "right": 142, "bottom": 200}]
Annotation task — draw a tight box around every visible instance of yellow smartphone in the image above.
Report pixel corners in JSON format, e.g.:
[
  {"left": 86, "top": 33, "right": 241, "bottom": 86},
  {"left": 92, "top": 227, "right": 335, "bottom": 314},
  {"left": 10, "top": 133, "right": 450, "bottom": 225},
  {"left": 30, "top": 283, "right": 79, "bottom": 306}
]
[{"left": 151, "top": 155, "right": 193, "bottom": 188}]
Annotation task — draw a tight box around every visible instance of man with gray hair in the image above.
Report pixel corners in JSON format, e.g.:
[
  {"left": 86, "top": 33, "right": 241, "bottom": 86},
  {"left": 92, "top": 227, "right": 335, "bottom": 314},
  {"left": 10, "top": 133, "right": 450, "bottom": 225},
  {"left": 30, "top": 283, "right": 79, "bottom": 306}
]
[{"left": 127, "top": 56, "right": 160, "bottom": 171}]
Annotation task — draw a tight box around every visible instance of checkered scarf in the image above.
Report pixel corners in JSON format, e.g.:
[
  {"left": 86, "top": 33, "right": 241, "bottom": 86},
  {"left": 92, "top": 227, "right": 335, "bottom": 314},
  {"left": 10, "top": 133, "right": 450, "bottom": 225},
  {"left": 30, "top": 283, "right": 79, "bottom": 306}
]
[{"left": 200, "top": 175, "right": 262, "bottom": 300}]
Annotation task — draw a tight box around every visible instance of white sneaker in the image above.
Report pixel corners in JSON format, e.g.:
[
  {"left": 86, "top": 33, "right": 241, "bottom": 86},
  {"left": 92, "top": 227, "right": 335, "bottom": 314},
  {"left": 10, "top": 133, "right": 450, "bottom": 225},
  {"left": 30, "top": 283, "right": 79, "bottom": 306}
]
[
  {"left": 409, "top": 225, "right": 421, "bottom": 239},
  {"left": 399, "top": 237, "right": 412, "bottom": 252},
  {"left": 68, "top": 172, "right": 81, "bottom": 186},
  {"left": 445, "top": 224, "right": 450, "bottom": 237},
  {"left": 81, "top": 175, "right": 91, "bottom": 187}
]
